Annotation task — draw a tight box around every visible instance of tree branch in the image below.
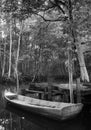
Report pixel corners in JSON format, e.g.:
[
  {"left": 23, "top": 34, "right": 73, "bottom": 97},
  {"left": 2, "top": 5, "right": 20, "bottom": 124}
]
[
  {"left": 58, "top": 0, "right": 68, "bottom": 8},
  {"left": 34, "top": 12, "right": 68, "bottom": 22},
  {"left": 54, "top": 0, "right": 65, "bottom": 14},
  {"left": 41, "top": 0, "right": 67, "bottom": 14}
]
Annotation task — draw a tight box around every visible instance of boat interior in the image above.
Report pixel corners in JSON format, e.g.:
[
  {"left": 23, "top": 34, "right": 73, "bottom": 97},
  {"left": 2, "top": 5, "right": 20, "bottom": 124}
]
[{"left": 7, "top": 92, "right": 75, "bottom": 109}]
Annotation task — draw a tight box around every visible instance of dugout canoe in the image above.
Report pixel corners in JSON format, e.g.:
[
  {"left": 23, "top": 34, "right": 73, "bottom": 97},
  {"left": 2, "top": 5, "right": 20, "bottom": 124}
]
[{"left": 4, "top": 91, "right": 83, "bottom": 120}]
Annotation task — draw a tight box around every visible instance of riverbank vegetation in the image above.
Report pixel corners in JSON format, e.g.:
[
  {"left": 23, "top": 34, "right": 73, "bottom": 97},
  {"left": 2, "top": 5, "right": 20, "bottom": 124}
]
[
  {"left": 0, "top": 0, "right": 91, "bottom": 104},
  {"left": 0, "top": 0, "right": 90, "bottom": 85}
]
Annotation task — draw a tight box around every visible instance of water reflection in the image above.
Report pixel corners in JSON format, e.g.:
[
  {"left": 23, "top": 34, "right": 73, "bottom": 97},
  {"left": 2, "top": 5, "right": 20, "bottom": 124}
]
[{"left": 0, "top": 103, "right": 88, "bottom": 130}]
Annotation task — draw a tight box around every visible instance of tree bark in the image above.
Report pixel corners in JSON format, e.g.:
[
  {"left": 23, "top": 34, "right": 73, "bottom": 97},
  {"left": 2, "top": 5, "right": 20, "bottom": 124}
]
[
  {"left": 16, "top": 20, "right": 23, "bottom": 94},
  {"left": 68, "top": 45, "right": 74, "bottom": 103},
  {"left": 8, "top": 14, "right": 12, "bottom": 78},
  {"left": 2, "top": 42, "right": 6, "bottom": 76},
  {"left": 76, "top": 78, "right": 81, "bottom": 103},
  {"left": 76, "top": 42, "right": 89, "bottom": 82},
  {"left": 68, "top": 0, "right": 74, "bottom": 103}
]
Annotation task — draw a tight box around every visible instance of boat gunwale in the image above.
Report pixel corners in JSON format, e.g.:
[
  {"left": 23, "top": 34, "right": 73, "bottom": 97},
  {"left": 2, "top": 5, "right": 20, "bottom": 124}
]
[{"left": 4, "top": 92, "right": 83, "bottom": 110}]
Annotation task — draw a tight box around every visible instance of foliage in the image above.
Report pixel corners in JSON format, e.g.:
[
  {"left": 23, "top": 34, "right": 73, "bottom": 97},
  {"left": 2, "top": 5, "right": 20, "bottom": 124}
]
[{"left": 0, "top": 0, "right": 91, "bottom": 83}]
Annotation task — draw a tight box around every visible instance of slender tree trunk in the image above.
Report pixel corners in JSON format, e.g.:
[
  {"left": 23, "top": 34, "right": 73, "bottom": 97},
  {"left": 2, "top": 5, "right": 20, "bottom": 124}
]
[
  {"left": 27, "top": 60, "right": 29, "bottom": 73},
  {"left": 32, "top": 62, "right": 36, "bottom": 83},
  {"left": 22, "top": 62, "right": 23, "bottom": 74},
  {"left": 16, "top": 21, "right": 23, "bottom": 94},
  {"left": 68, "top": 44, "right": 74, "bottom": 103},
  {"left": 0, "top": 0, "right": 2, "bottom": 76},
  {"left": 37, "top": 46, "right": 42, "bottom": 81},
  {"left": 32, "top": 56, "right": 37, "bottom": 82},
  {"left": 2, "top": 42, "right": 6, "bottom": 76},
  {"left": 76, "top": 78, "right": 81, "bottom": 103},
  {"left": 8, "top": 14, "right": 12, "bottom": 78},
  {"left": 68, "top": 0, "right": 74, "bottom": 103}
]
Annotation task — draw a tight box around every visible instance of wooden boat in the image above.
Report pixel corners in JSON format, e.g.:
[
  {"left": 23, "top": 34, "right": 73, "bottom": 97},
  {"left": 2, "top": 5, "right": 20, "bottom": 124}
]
[
  {"left": 28, "top": 82, "right": 91, "bottom": 95},
  {"left": 52, "top": 83, "right": 91, "bottom": 91},
  {"left": 52, "top": 83, "right": 91, "bottom": 95},
  {"left": 4, "top": 91, "right": 83, "bottom": 120}
]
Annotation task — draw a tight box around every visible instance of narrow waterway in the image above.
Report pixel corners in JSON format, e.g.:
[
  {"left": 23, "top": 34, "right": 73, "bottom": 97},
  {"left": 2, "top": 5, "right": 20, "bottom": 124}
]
[
  {"left": 0, "top": 85, "right": 91, "bottom": 130},
  {"left": 0, "top": 103, "right": 90, "bottom": 130}
]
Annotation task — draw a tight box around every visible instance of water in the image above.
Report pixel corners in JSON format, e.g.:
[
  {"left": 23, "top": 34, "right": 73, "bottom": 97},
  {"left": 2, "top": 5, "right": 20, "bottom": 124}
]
[
  {"left": 0, "top": 85, "right": 91, "bottom": 130},
  {"left": 0, "top": 103, "right": 91, "bottom": 130}
]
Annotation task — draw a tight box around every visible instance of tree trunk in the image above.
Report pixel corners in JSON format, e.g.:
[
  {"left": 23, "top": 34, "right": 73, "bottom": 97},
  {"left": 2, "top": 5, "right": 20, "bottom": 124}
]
[
  {"left": 16, "top": 21, "right": 23, "bottom": 94},
  {"left": 76, "top": 78, "right": 81, "bottom": 103},
  {"left": 32, "top": 56, "right": 37, "bottom": 82},
  {"left": 68, "top": 45, "right": 74, "bottom": 103},
  {"left": 8, "top": 14, "right": 12, "bottom": 78},
  {"left": 76, "top": 42, "right": 89, "bottom": 82},
  {"left": 2, "top": 42, "right": 6, "bottom": 76},
  {"left": 0, "top": 0, "right": 2, "bottom": 76},
  {"left": 68, "top": 0, "right": 74, "bottom": 103}
]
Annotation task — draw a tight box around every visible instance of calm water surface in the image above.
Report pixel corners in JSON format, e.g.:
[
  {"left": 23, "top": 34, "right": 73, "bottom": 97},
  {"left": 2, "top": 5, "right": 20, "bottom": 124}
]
[
  {"left": 0, "top": 85, "right": 91, "bottom": 130},
  {"left": 0, "top": 104, "right": 91, "bottom": 130}
]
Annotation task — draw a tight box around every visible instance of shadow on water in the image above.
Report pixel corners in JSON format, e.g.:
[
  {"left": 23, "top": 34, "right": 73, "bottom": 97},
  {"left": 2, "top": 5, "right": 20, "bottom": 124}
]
[{"left": 4, "top": 103, "right": 91, "bottom": 130}]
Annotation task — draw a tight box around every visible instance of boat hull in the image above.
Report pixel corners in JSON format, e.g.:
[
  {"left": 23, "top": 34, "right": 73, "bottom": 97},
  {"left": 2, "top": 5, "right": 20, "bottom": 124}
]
[{"left": 4, "top": 92, "right": 83, "bottom": 120}]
